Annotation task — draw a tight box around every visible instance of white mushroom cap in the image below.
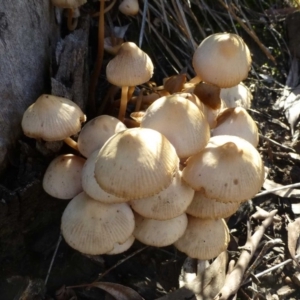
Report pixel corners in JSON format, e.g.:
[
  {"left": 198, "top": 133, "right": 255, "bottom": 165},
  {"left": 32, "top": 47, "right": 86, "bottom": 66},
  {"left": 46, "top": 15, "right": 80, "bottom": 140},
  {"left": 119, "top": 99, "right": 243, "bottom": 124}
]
[
  {"left": 95, "top": 127, "right": 179, "bottom": 200},
  {"left": 61, "top": 192, "right": 135, "bottom": 255},
  {"left": 43, "top": 154, "right": 85, "bottom": 199},
  {"left": 119, "top": 0, "right": 139, "bottom": 16},
  {"left": 133, "top": 212, "right": 188, "bottom": 247},
  {"left": 78, "top": 115, "right": 127, "bottom": 158},
  {"left": 22, "top": 94, "right": 86, "bottom": 142},
  {"left": 106, "top": 235, "right": 135, "bottom": 255},
  {"left": 130, "top": 171, "right": 194, "bottom": 220}
]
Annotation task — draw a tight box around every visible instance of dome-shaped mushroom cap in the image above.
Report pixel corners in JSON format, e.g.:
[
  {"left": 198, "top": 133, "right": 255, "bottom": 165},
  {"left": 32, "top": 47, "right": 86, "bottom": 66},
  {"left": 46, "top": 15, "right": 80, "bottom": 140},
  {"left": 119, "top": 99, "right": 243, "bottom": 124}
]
[
  {"left": 186, "top": 189, "right": 240, "bottom": 219},
  {"left": 51, "top": 0, "right": 86, "bottom": 8},
  {"left": 118, "top": 0, "right": 139, "bottom": 16},
  {"left": 78, "top": 115, "right": 127, "bottom": 158},
  {"left": 95, "top": 127, "right": 179, "bottom": 200},
  {"left": 133, "top": 212, "right": 188, "bottom": 247},
  {"left": 174, "top": 216, "right": 230, "bottom": 260},
  {"left": 106, "top": 42, "right": 154, "bottom": 87},
  {"left": 22, "top": 94, "right": 86, "bottom": 141},
  {"left": 61, "top": 192, "right": 135, "bottom": 255},
  {"left": 106, "top": 235, "right": 135, "bottom": 255},
  {"left": 140, "top": 94, "right": 210, "bottom": 159},
  {"left": 82, "top": 150, "right": 127, "bottom": 203},
  {"left": 130, "top": 171, "right": 194, "bottom": 220},
  {"left": 192, "top": 33, "right": 251, "bottom": 88},
  {"left": 182, "top": 135, "right": 265, "bottom": 203},
  {"left": 212, "top": 107, "right": 259, "bottom": 147},
  {"left": 43, "top": 154, "right": 85, "bottom": 199}
]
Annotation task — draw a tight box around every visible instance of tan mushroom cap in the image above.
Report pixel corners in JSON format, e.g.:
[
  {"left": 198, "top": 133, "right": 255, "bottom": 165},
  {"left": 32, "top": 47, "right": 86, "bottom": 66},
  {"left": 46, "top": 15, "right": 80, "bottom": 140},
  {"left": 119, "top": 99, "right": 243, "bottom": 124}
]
[
  {"left": 82, "top": 150, "right": 127, "bottom": 203},
  {"left": 51, "top": 0, "right": 86, "bottom": 9},
  {"left": 119, "top": 0, "right": 139, "bottom": 16},
  {"left": 140, "top": 94, "right": 210, "bottom": 159},
  {"left": 192, "top": 33, "right": 251, "bottom": 88},
  {"left": 95, "top": 127, "right": 179, "bottom": 200},
  {"left": 133, "top": 212, "right": 188, "bottom": 247},
  {"left": 174, "top": 216, "right": 230, "bottom": 260},
  {"left": 22, "top": 94, "right": 86, "bottom": 142},
  {"left": 106, "top": 42, "right": 154, "bottom": 87},
  {"left": 78, "top": 115, "right": 127, "bottom": 158},
  {"left": 130, "top": 171, "right": 194, "bottom": 220},
  {"left": 43, "top": 154, "right": 85, "bottom": 199},
  {"left": 106, "top": 235, "right": 135, "bottom": 255},
  {"left": 182, "top": 135, "right": 265, "bottom": 203},
  {"left": 212, "top": 107, "right": 259, "bottom": 147},
  {"left": 186, "top": 189, "right": 240, "bottom": 219},
  {"left": 61, "top": 192, "right": 135, "bottom": 255}
]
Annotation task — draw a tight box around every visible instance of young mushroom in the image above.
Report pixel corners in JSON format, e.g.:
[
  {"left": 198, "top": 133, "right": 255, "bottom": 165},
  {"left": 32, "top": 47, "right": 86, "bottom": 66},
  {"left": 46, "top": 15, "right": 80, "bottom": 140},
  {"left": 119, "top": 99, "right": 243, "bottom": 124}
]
[{"left": 119, "top": 0, "right": 139, "bottom": 16}]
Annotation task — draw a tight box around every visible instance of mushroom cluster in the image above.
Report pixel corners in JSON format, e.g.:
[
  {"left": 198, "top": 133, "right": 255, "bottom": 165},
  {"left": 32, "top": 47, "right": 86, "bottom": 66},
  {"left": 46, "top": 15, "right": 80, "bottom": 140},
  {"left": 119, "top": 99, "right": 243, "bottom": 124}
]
[{"left": 21, "top": 35, "right": 264, "bottom": 260}]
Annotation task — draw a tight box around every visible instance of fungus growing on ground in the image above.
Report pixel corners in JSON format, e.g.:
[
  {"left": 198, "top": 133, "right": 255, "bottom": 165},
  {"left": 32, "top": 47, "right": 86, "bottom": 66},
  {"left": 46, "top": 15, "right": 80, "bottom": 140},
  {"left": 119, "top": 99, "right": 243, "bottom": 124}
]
[
  {"left": 43, "top": 154, "right": 86, "bottom": 199},
  {"left": 192, "top": 32, "right": 251, "bottom": 88},
  {"left": 106, "top": 42, "right": 154, "bottom": 121},
  {"left": 118, "top": 0, "right": 139, "bottom": 16},
  {"left": 140, "top": 94, "right": 210, "bottom": 159},
  {"left": 21, "top": 94, "right": 86, "bottom": 150},
  {"left": 61, "top": 192, "right": 135, "bottom": 255},
  {"left": 182, "top": 135, "right": 265, "bottom": 203},
  {"left": 77, "top": 114, "right": 127, "bottom": 158},
  {"left": 94, "top": 127, "right": 179, "bottom": 200}
]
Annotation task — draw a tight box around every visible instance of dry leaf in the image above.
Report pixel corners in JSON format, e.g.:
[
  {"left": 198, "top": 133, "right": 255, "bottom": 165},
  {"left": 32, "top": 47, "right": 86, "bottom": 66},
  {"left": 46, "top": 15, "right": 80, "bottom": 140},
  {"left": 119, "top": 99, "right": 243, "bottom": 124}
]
[
  {"left": 287, "top": 217, "right": 300, "bottom": 265},
  {"left": 90, "top": 282, "right": 144, "bottom": 300},
  {"left": 55, "top": 285, "right": 77, "bottom": 300},
  {"left": 263, "top": 179, "right": 300, "bottom": 198}
]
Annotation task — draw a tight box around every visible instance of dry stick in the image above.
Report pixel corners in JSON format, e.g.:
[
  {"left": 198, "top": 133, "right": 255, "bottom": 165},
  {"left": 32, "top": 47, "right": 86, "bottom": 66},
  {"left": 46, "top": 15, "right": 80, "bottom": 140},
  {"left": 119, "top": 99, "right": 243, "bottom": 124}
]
[
  {"left": 139, "top": 0, "right": 148, "bottom": 48},
  {"left": 218, "top": 0, "right": 276, "bottom": 64},
  {"left": 214, "top": 209, "right": 278, "bottom": 300},
  {"left": 253, "top": 182, "right": 300, "bottom": 198}
]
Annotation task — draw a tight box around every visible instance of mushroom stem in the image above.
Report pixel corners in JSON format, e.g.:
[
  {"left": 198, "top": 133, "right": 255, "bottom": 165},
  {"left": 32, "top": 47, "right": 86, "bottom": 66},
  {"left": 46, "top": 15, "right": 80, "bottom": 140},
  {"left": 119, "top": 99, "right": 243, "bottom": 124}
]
[
  {"left": 64, "top": 137, "right": 79, "bottom": 151},
  {"left": 67, "top": 8, "right": 78, "bottom": 31},
  {"left": 119, "top": 86, "right": 129, "bottom": 121}
]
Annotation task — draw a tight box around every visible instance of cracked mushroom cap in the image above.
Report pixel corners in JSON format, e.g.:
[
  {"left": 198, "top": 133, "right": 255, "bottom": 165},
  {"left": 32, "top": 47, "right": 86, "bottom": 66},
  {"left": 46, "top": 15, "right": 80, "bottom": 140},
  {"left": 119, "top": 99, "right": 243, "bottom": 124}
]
[
  {"left": 61, "top": 192, "right": 135, "bottom": 255},
  {"left": 130, "top": 170, "right": 194, "bottom": 220},
  {"left": 21, "top": 94, "right": 86, "bottom": 142},
  {"left": 174, "top": 216, "right": 230, "bottom": 260},
  {"left": 43, "top": 154, "right": 85, "bottom": 199},
  {"left": 106, "top": 42, "right": 154, "bottom": 87},
  {"left": 182, "top": 135, "right": 264, "bottom": 203},
  {"left": 140, "top": 94, "right": 210, "bottom": 159},
  {"left": 78, "top": 115, "right": 127, "bottom": 158},
  {"left": 186, "top": 189, "right": 240, "bottom": 219},
  {"left": 212, "top": 107, "right": 259, "bottom": 147},
  {"left": 133, "top": 212, "right": 188, "bottom": 247},
  {"left": 106, "top": 235, "right": 135, "bottom": 255},
  {"left": 95, "top": 127, "right": 179, "bottom": 200},
  {"left": 51, "top": 0, "right": 86, "bottom": 8},
  {"left": 192, "top": 33, "right": 251, "bottom": 88}
]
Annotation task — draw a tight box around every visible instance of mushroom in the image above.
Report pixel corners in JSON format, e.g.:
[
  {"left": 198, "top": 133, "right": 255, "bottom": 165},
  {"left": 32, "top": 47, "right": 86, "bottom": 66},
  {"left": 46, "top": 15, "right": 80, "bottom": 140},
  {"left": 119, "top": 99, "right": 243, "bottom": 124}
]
[
  {"left": 192, "top": 32, "right": 251, "bottom": 88},
  {"left": 61, "top": 192, "right": 135, "bottom": 255},
  {"left": 94, "top": 127, "right": 179, "bottom": 200},
  {"left": 133, "top": 212, "right": 188, "bottom": 247},
  {"left": 182, "top": 135, "right": 265, "bottom": 203},
  {"left": 130, "top": 171, "right": 194, "bottom": 220},
  {"left": 106, "top": 235, "right": 135, "bottom": 255},
  {"left": 174, "top": 216, "right": 230, "bottom": 260},
  {"left": 43, "top": 154, "right": 85, "bottom": 199},
  {"left": 106, "top": 42, "right": 154, "bottom": 121},
  {"left": 77, "top": 114, "right": 127, "bottom": 158},
  {"left": 21, "top": 94, "right": 86, "bottom": 151},
  {"left": 140, "top": 94, "right": 210, "bottom": 160},
  {"left": 119, "top": 0, "right": 139, "bottom": 16}
]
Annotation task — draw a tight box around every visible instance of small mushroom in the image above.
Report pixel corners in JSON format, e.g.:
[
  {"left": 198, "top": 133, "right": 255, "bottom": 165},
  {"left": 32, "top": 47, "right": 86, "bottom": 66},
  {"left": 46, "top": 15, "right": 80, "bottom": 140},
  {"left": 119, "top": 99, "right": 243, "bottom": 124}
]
[{"left": 119, "top": 0, "right": 139, "bottom": 16}]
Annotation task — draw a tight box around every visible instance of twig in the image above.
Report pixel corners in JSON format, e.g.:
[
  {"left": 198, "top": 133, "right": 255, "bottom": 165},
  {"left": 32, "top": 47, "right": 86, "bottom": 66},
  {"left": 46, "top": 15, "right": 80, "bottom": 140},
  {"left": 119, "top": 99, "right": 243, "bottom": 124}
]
[
  {"left": 253, "top": 182, "right": 300, "bottom": 198},
  {"left": 139, "top": 0, "right": 148, "bottom": 48}
]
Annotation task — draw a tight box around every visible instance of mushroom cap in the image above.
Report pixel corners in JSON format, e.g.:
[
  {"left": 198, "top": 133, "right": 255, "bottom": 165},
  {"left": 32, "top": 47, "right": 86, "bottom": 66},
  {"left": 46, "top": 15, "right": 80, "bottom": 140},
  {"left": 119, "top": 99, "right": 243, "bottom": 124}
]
[
  {"left": 192, "top": 33, "right": 251, "bottom": 88},
  {"left": 78, "top": 115, "right": 127, "bottom": 158},
  {"left": 43, "top": 154, "right": 85, "bottom": 199},
  {"left": 106, "top": 42, "right": 154, "bottom": 87},
  {"left": 130, "top": 171, "right": 194, "bottom": 220},
  {"left": 133, "top": 212, "right": 188, "bottom": 247},
  {"left": 106, "top": 235, "right": 135, "bottom": 255},
  {"left": 61, "top": 192, "right": 135, "bottom": 255},
  {"left": 182, "top": 135, "right": 265, "bottom": 203},
  {"left": 212, "top": 107, "right": 259, "bottom": 147},
  {"left": 140, "top": 94, "right": 210, "bottom": 159},
  {"left": 22, "top": 94, "right": 86, "bottom": 141},
  {"left": 186, "top": 189, "right": 240, "bottom": 219},
  {"left": 118, "top": 0, "right": 139, "bottom": 16},
  {"left": 95, "top": 127, "right": 179, "bottom": 200},
  {"left": 82, "top": 150, "right": 127, "bottom": 203},
  {"left": 174, "top": 216, "right": 230, "bottom": 260},
  {"left": 51, "top": 0, "right": 86, "bottom": 9}
]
